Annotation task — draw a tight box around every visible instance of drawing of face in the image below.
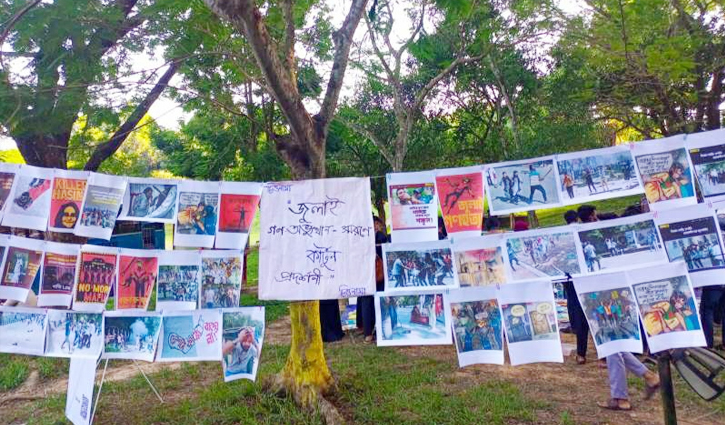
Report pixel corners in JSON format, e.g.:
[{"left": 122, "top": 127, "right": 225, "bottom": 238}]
[
  {"left": 396, "top": 188, "right": 410, "bottom": 202},
  {"left": 55, "top": 203, "right": 79, "bottom": 228}
]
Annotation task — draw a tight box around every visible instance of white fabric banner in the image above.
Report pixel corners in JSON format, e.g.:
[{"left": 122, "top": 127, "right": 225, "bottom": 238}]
[
  {"left": 387, "top": 171, "right": 439, "bottom": 243},
  {"left": 65, "top": 357, "right": 98, "bottom": 425},
  {"left": 38, "top": 241, "right": 80, "bottom": 308},
  {"left": 2, "top": 164, "right": 54, "bottom": 231},
  {"left": 156, "top": 309, "right": 222, "bottom": 362},
  {"left": 174, "top": 180, "right": 220, "bottom": 248},
  {"left": 75, "top": 173, "right": 127, "bottom": 240},
  {"left": 119, "top": 177, "right": 179, "bottom": 223},
  {"left": 446, "top": 287, "right": 505, "bottom": 367},
  {"left": 215, "top": 181, "right": 263, "bottom": 250}
]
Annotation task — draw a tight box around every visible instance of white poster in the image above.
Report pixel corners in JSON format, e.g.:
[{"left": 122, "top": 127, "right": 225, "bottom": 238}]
[
  {"left": 0, "top": 162, "right": 21, "bottom": 221},
  {"left": 65, "top": 357, "right": 98, "bottom": 425},
  {"left": 382, "top": 240, "right": 457, "bottom": 293},
  {"left": 497, "top": 279, "right": 563, "bottom": 366},
  {"left": 47, "top": 169, "right": 88, "bottom": 233},
  {"left": 446, "top": 287, "right": 504, "bottom": 367},
  {"left": 222, "top": 307, "right": 266, "bottom": 382},
  {"left": 102, "top": 311, "right": 162, "bottom": 362},
  {"left": 503, "top": 225, "right": 584, "bottom": 281},
  {"left": 258, "top": 177, "right": 376, "bottom": 300},
  {"left": 156, "top": 309, "right": 222, "bottom": 362},
  {"left": 72, "top": 245, "right": 119, "bottom": 313},
  {"left": 685, "top": 128, "right": 725, "bottom": 203},
  {"left": 452, "top": 234, "right": 507, "bottom": 287},
  {"left": 387, "top": 171, "right": 439, "bottom": 243},
  {"left": 38, "top": 241, "right": 80, "bottom": 308},
  {"left": 573, "top": 272, "right": 643, "bottom": 358},
  {"left": 628, "top": 262, "right": 706, "bottom": 353},
  {"left": 375, "top": 290, "right": 452, "bottom": 346},
  {"left": 174, "top": 180, "right": 220, "bottom": 248},
  {"left": 75, "top": 172, "right": 127, "bottom": 240},
  {"left": 156, "top": 250, "right": 201, "bottom": 311},
  {"left": 200, "top": 250, "right": 243, "bottom": 308},
  {"left": 0, "top": 306, "right": 48, "bottom": 356},
  {"left": 46, "top": 310, "right": 104, "bottom": 359},
  {"left": 2, "top": 164, "right": 54, "bottom": 231},
  {"left": 215, "top": 181, "right": 263, "bottom": 250},
  {"left": 434, "top": 165, "right": 485, "bottom": 239},
  {"left": 485, "top": 156, "right": 561, "bottom": 215},
  {"left": 119, "top": 177, "right": 179, "bottom": 223},
  {"left": 0, "top": 236, "right": 45, "bottom": 302}
]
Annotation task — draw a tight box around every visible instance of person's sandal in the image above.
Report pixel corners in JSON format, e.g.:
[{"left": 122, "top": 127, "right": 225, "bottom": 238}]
[
  {"left": 644, "top": 372, "right": 660, "bottom": 400},
  {"left": 363, "top": 335, "right": 375, "bottom": 344},
  {"left": 576, "top": 355, "right": 586, "bottom": 365},
  {"left": 597, "top": 398, "right": 632, "bottom": 411}
]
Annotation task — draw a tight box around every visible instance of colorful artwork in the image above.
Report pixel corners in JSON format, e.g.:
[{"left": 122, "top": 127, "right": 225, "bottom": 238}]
[
  {"left": 48, "top": 172, "right": 86, "bottom": 232},
  {"left": 435, "top": 168, "right": 484, "bottom": 236},
  {"left": 74, "top": 250, "right": 117, "bottom": 312},
  {"left": 505, "top": 230, "right": 581, "bottom": 280},
  {"left": 454, "top": 247, "right": 506, "bottom": 287},
  {"left": 486, "top": 157, "right": 560, "bottom": 214},
  {"left": 383, "top": 241, "right": 456, "bottom": 291},
  {"left": 579, "top": 287, "right": 640, "bottom": 345},
  {"left": 376, "top": 292, "right": 451, "bottom": 346},
  {"left": 387, "top": 171, "right": 438, "bottom": 243},
  {"left": 102, "top": 313, "right": 162, "bottom": 361},
  {"left": 501, "top": 302, "right": 557, "bottom": 343},
  {"left": 46, "top": 310, "right": 103, "bottom": 358},
  {"left": 124, "top": 181, "right": 177, "bottom": 221},
  {"left": 117, "top": 253, "right": 158, "bottom": 310},
  {"left": 200, "top": 253, "right": 242, "bottom": 309},
  {"left": 158, "top": 310, "right": 221, "bottom": 361}
]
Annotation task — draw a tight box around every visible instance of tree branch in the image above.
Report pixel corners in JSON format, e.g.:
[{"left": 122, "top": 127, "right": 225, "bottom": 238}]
[
  {"left": 334, "top": 114, "right": 396, "bottom": 167},
  {"left": 0, "top": 0, "right": 42, "bottom": 78},
  {"left": 412, "top": 54, "right": 483, "bottom": 111}
]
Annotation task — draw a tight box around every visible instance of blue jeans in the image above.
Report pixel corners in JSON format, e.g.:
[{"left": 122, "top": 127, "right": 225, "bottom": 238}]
[
  {"left": 700, "top": 286, "right": 725, "bottom": 348},
  {"left": 607, "top": 352, "right": 648, "bottom": 399}
]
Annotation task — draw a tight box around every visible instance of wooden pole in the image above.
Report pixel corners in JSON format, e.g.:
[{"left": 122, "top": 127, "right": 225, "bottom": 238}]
[{"left": 658, "top": 352, "right": 677, "bottom": 425}]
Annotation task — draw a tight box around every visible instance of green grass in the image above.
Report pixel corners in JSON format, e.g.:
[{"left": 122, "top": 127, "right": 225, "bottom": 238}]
[
  {"left": 0, "top": 355, "right": 29, "bottom": 391},
  {"left": 524, "top": 195, "right": 642, "bottom": 228},
  {"left": 246, "top": 247, "right": 259, "bottom": 285},
  {"left": 241, "top": 293, "right": 288, "bottom": 323}
]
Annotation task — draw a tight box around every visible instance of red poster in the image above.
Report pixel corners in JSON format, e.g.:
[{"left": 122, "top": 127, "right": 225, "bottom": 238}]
[
  {"left": 218, "top": 194, "right": 259, "bottom": 233},
  {"left": 75, "top": 252, "right": 116, "bottom": 305},
  {"left": 117, "top": 255, "right": 158, "bottom": 309},
  {"left": 0, "top": 172, "right": 15, "bottom": 211},
  {"left": 49, "top": 176, "right": 86, "bottom": 231},
  {"left": 436, "top": 171, "right": 484, "bottom": 235}
]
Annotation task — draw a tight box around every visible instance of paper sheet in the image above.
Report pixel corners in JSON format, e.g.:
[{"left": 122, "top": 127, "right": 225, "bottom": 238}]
[
  {"left": 38, "top": 241, "right": 80, "bottom": 308},
  {"left": 446, "top": 287, "right": 504, "bottom": 366},
  {"left": 215, "top": 181, "right": 262, "bottom": 250},
  {"left": 221, "top": 307, "right": 266, "bottom": 382},
  {"left": 375, "top": 290, "right": 452, "bottom": 346},
  {"left": 174, "top": 180, "right": 220, "bottom": 248},
  {"left": 75, "top": 173, "right": 127, "bottom": 240},
  {"left": 102, "top": 311, "right": 162, "bottom": 362},
  {"left": 2, "top": 164, "right": 54, "bottom": 231},
  {"left": 72, "top": 245, "right": 118, "bottom": 313},
  {"left": 387, "top": 171, "right": 439, "bottom": 243},
  {"left": 435, "top": 166, "right": 485, "bottom": 239},
  {"left": 685, "top": 128, "right": 725, "bottom": 203},
  {"left": 0, "top": 236, "right": 44, "bottom": 302},
  {"left": 0, "top": 306, "right": 48, "bottom": 356},
  {"left": 156, "top": 309, "right": 222, "bottom": 362},
  {"left": 156, "top": 250, "right": 201, "bottom": 311},
  {"left": 452, "top": 234, "right": 507, "bottom": 287},
  {"left": 47, "top": 169, "right": 88, "bottom": 233},
  {"left": 119, "top": 177, "right": 179, "bottom": 223},
  {"left": 503, "top": 225, "right": 584, "bottom": 281},
  {"left": 485, "top": 156, "right": 561, "bottom": 215},
  {"left": 382, "top": 240, "right": 458, "bottom": 293},
  {"left": 115, "top": 248, "right": 159, "bottom": 311},
  {"left": 46, "top": 310, "right": 104, "bottom": 359}
]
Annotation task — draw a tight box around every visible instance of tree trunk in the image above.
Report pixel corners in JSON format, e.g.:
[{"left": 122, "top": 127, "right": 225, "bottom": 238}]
[{"left": 13, "top": 133, "right": 71, "bottom": 169}]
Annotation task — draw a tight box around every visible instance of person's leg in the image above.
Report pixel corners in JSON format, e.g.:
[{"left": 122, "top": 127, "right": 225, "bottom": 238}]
[
  {"left": 359, "top": 296, "right": 375, "bottom": 338},
  {"left": 700, "top": 287, "right": 724, "bottom": 348},
  {"left": 606, "top": 354, "right": 629, "bottom": 400}
]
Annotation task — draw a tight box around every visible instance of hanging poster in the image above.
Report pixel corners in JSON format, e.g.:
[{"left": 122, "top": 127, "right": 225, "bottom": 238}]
[
  {"left": 382, "top": 240, "right": 457, "bottom": 292},
  {"left": 0, "top": 236, "right": 44, "bottom": 302},
  {"left": 452, "top": 235, "right": 507, "bottom": 287},
  {"left": 174, "top": 180, "right": 219, "bottom": 248},
  {"left": 556, "top": 145, "right": 643, "bottom": 205},
  {"left": 632, "top": 135, "right": 696, "bottom": 211},
  {"left": 65, "top": 357, "right": 97, "bottom": 425},
  {"left": 2, "top": 165, "right": 53, "bottom": 231},
  {"left": 0, "top": 306, "right": 48, "bottom": 356},
  {"left": 503, "top": 226, "right": 583, "bottom": 281},
  {"left": 446, "top": 287, "right": 504, "bottom": 367},
  {"left": 46, "top": 310, "right": 104, "bottom": 359},
  {"left": 201, "top": 250, "right": 243, "bottom": 308},
  {"left": 685, "top": 128, "right": 725, "bottom": 203},
  {"left": 498, "top": 279, "right": 563, "bottom": 365},
  {"left": 75, "top": 173, "right": 127, "bottom": 240},
  {"left": 656, "top": 203, "right": 725, "bottom": 287},
  {"left": 375, "top": 291, "right": 451, "bottom": 346},
  {"left": 387, "top": 171, "right": 438, "bottom": 243},
  {"left": 435, "top": 166, "right": 485, "bottom": 238},
  {"left": 0, "top": 162, "right": 20, "bottom": 220},
  {"left": 156, "top": 250, "right": 201, "bottom": 311},
  {"left": 485, "top": 156, "right": 561, "bottom": 215},
  {"left": 215, "top": 181, "right": 263, "bottom": 250},
  {"left": 116, "top": 248, "right": 159, "bottom": 310},
  {"left": 38, "top": 241, "right": 80, "bottom": 308},
  {"left": 258, "top": 177, "right": 376, "bottom": 300},
  {"left": 573, "top": 272, "right": 643, "bottom": 358},
  {"left": 157, "top": 309, "right": 222, "bottom": 362},
  {"left": 102, "top": 311, "right": 162, "bottom": 362},
  {"left": 119, "top": 177, "right": 178, "bottom": 223},
  {"left": 72, "top": 246, "right": 118, "bottom": 313},
  {"left": 575, "top": 213, "right": 666, "bottom": 274},
  {"left": 222, "top": 307, "right": 266, "bottom": 382},
  {"left": 628, "top": 262, "right": 706, "bottom": 353},
  {"left": 47, "top": 169, "right": 88, "bottom": 233}
]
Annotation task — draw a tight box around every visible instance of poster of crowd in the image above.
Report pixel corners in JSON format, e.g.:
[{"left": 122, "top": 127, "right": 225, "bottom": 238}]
[
  {"left": 0, "top": 306, "right": 48, "bottom": 356},
  {"left": 574, "top": 272, "right": 643, "bottom": 358},
  {"left": 175, "top": 181, "right": 220, "bottom": 248},
  {"left": 46, "top": 310, "right": 104, "bottom": 359},
  {"left": 446, "top": 287, "right": 504, "bottom": 366},
  {"left": 383, "top": 240, "right": 457, "bottom": 292},
  {"left": 633, "top": 135, "right": 697, "bottom": 212},
  {"left": 435, "top": 166, "right": 484, "bottom": 238},
  {"left": 38, "top": 241, "right": 80, "bottom": 308},
  {"left": 2, "top": 165, "right": 53, "bottom": 231},
  {"left": 0, "top": 163, "right": 19, "bottom": 220},
  {"left": 102, "top": 312, "right": 162, "bottom": 362},
  {"left": 628, "top": 262, "right": 706, "bottom": 353},
  {"left": 47, "top": 169, "right": 88, "bottom": 233},
  {"left": 497, "top": 279, "right": 563, "bottom": 365},
  {"left": 215, "top": 181, "right": 263, "bottom": 250},
  {"left": 116, "top": 249, "right": 159, "bottom": 310},
  {"left": 120, "top": 177, "right": 179, "bottom": 223},
  {"left": 686, "top": 128, "right": 725, "bottom": 203},
  {"left": 485, "top": 157, "right": 561, "bottom": 215},
  {"left": 75, "top": 173, "right": 127, "bottom": 240},
  {"left": 156, "top": 250, "right": 201, "bottom": 311},
  {"left": 200, "top": 251, "right": 242, "bottom": 309},
  {"left": 375, "top": 291, "right": 451, "bottom": 346},
  {"left": 157, "top": 310, "right": 222, "bottom": 362},
  {"left": 504, "top": 227, "right": 582, "bottom": 281},
  {"left": 387, "top": 171, "right": 439, "bottom": 243},
  {"left": 73, "top": 246, "right": 118, "bottom": 313},
  {"left": 576, "top": 214, "right": 666, "bottom": 274},
  {"left": 452, "top": 235, "right": 507, "bottom": 287},
  {"left": 222, "top": 307, "right": 266, "bottom": 382},
  {"left": 556, "top": 145, "right": 642, "bottom": 205},
  {"left": 0, "top": 236, "right": 44, "bottom": 302}
]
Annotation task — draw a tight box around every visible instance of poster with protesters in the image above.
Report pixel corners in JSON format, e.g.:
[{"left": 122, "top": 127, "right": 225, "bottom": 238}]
[
  {"left": 116, "top": 248, "right": 159, "bottom": 311},
  {"left": 375, "top": 291, "right": 452, "bottom": 347},
  {"left": 628, "top": 262, "right": 706, "bottom": 353},
  {"left": 656, "top": 203, "right": 725, "bottom": 287},
  {"left": 156, "top": 250, "right": 201, "bottom": 311},
  {"left": 485, "top": 156, "right": 561, "bottom": 215},
  {"left": 0, "top": 162, "right": 20, "bottom": 221},
  {"left": 504, "top": 226, "right": 583, "bottom": 281},
  {"left": 452, "top": 234, "right": 507, "bottom": 287},
  {"left": 387, "top": 171, "right": 439, "bottom": 243},
  {"left": 215, "top": 181, "right": 263, "bottom": 250},
  {"left": 65, "top": 357, "right": 97, "bottom": 425},
  {"left": 72, "top": 246, "right": 118, "bottom": 313},
  {"left": 259, "top": 177, "right": 375, "bottom": 300},
  {"left": 102, "top": 311, "right": 162, "bottom": 362},
  {"left": 574, "top": 271, "right": 643, "bottom": 358},
  {"left": 175, "top": 180, "right": 220, "bottom": 248},
  {"left": 75, "top": 173, "right": 127, "bottom": 240},
  {"left": 556, "top": 145, "right": 643, "bottom": 205},
  {"left": 157, "top": 309, "right": 222, "bottom": 362},
  {"left": 2, "top": 165, "right": 53, "bottom": 231},
  {"left": 46, "top": 310, "right": 104, "bottom": 359},
  {"left": 686, "top": 128, "right": 725, "bottom": 203},
  {"left": 38, "top": 241, "right": 80, "bottom": 308},
  {"left": 222, "top": 307, "right": 266, "bottom": 382},
  {"left": 119, "top": 177, "right": 178, "bottom": 223},
  {"left": 446, "top": 287, "right": 504, "bottom": 367},
  {"left": 434, "top": 166, "right": 485, "bottom": 238},
  {"left": 201, "top": 250, "right": 243, "bottom": 308},
  {"left": 0, "top": 306, "right": 48, "bottom": 356},
  {"left": 633, "top": 135, "right": 696, "bottom": 212},
  {"left": 48, "top": 169, "right": 88, "bottom": 233},
  {"left": 0, "top": 236, "right": 44, "bottom": 302},
  {"left": 383, "top": 240, "right": 457, "bottom": 292},
  {"left": 497, "top": 279, "right": 563, "bottom": 366}
]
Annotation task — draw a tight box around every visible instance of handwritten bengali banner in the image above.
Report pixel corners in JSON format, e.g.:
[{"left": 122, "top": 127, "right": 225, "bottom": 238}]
[{"left": 435, "top": 166, "right": 484, "bottom": 238}]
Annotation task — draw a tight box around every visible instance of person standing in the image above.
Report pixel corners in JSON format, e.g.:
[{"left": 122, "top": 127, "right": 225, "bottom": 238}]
[
  {"left": 358, "top": 216, "right": 388, "bottom": 343},
  {"left": 700, "top": 286, "right": 725, "bottom": 350},
  {"left": 562, "top": 210, "right": 589, "bottom": 364},
  {"left": 562, "top": 173, "right": 575, "bottom": 199},
  {"left": 528, "top": 164, "right": 550, "bottom": 204}
]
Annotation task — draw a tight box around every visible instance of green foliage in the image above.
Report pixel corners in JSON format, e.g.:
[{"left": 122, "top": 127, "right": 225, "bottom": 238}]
[{"left": 0, "top": 355, "right": 29, "bottom": 391}]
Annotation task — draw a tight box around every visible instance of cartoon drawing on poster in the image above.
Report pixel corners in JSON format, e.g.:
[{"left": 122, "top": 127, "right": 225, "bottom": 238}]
[
  {"left": 375, "top": 291, "right": 451, "bottom": 346},
  {"left": 452, "top": 235, "right": 507, "bottom": 287},
  {"left": 157, "top": 310, "right": 221, "bottom": 362},
  {"left": 485, "top": 157, "right": 561, "bottom": 215},
  {"left": 75, "top": 173, "right": 126, "bottom": 240},
  {"left": 116, "top": 249, "right": 158, "bottom": 310},
  {"left": 0, "top": 306, "right": 48, "bottom": 356},
  {"left": 38, "top": 241, "right": 79, "bottom": 308},
  {"left": 383, "top": 240, "right": 457, "bottom": 292},
  {"left": 215, "top": 181, "right": 262, "bottom": 250},
  {"left": 628, "top": 262, "right": 706, "bottom": 353},
  {"left": 633, "top": 135, "right": 696, "bottom": 211},
  {"left": 0, "top": 163, "right": 19, "bottom": 218},
  {"left": 435, "top": 166, "right": 484, "bottom": 238},
  {"left": 200, "top": 251, "right": 242, "bottom": 309},
  {"left": 259, "top": 177, "right": 376, "bottom": 300},
  {"left": 446, "top": 287, "right": 504, "bottom": 366},
  {"left": 46, "top": 310, "right": 103, "bottom": 358},
  {"left": 102, "top": 312, "right": 162, "bottom": 362},
  {"left": 175, "top": 181, "right": 219, "bottom": 248},
  {"left": 2, "top": 165, "right": 53, "bottom": 231},
  {"left": 156, "top": 250, "right": 200, "bottom": 311},
  {"left": 48, "top": 169, "right": 88, "bottom": 233},
  {"left": 65, "top": 357, "right": 97, "bottom": 425},
  {"left": 387, "top": 171, "right": 438, "bottom": 243},
  {"left": 73, "top": 246, "right": 118, "bottom": 313},
  {"left": 222, "top": 307, "right": 266, "bottom": 382},
  {"left": 120, "top": 178, "right": 178, "bottom": 223},
  {"left": 686, "top": 128, "right": 725, "bottom": 203},
  {"left": 504, "top": 227, "right": 582, "bottom": 281},
  {"left": 0, "top": 237, "right": 44, "bottom": 302}
]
